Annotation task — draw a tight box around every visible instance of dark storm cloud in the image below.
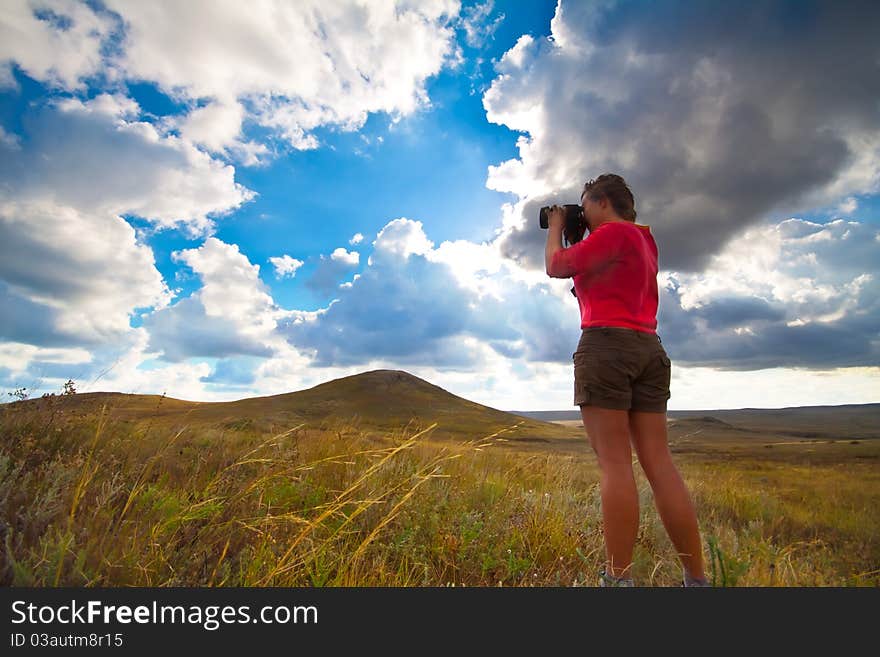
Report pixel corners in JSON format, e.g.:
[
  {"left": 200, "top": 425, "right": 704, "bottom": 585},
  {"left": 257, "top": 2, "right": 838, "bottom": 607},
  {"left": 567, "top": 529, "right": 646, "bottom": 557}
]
[
  {"left": 688, "top": 297, "right": 787, "bottom": 331},
  {"left": 488, "top": 0, "right": 880, "bottom": 273}
]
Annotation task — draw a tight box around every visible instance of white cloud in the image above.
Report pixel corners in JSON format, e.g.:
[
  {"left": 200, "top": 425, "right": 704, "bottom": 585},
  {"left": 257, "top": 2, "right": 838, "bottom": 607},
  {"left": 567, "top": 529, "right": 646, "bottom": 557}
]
[
  {"left": 369, "top": 218, "right": 435, "bottom": 264},
  {"left": 74, "top": 328, "right": 218, "bottom": 400},
  {"left": 3, "top": 1, "right": 878, "bottom": 411},
  {"left": 330, "top": 247, "right": 359, "bottom": 266},
  {"left": 668, "top": 365, "right": 880, "bottom": 411},
  {"left": 2, "top": 1, "right": 463, "bottom": 162},
  {"left": 101, "top": 0, "right": 462, "bottom": 153},
  {"left": 339, "top": 273, "right": 361, "bottom": 289},
  {"left": 837, "top": 197, "right": 858, "bottom": 215},
  {"left": 145, "top": 238, "right": 294, "bottom": 363},
  {"left": 269, "top": 255, "right": 305, "bottom": 279},
  {"left": 496, "top": 34, "right": 535, "bottom": 72},
  {"left": 0, "top": 198, "right": 172, "bottom": 346},
  {"left": 459, "top": 0, "right": 504, "bottom": 49},
  {"left": 0, "top": 341, "right": 91, "bottom": 377},
  {"left": 284, "top": 217, "right": 582, "bottom": 368},
  {"left": 672, "top": 219, "right": 877, "bottom": 321},
  {"left": 656, "top": 217, "right": 880, "bottom": 370},
  {"left": 178, "top": 97, "right": 243, "bottom": 152},
  {"left": 56, "top": 92, "right": 140, "bottom": 120},
  {"left": 171, "top": 238, "right": 277, "bottom": 330},
  {"left": 306, "top": 247, "right": 361, "bottom": 295},
  {"left": 0, "top": 0, "right": 119, "bottom": 91},
  {"left": 280, "top": 211, "right": 880, "bottom": 384},
  {"left": 1, "top": 94, "right": 256, "bottom": 238}
]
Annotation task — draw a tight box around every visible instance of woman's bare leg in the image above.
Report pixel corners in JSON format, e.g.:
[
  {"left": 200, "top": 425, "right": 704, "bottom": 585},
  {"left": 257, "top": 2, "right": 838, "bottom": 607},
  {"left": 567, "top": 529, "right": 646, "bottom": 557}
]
[
  {"left": 580, "top": 405, "right": 639, "bottom": 579},
  {"left": 628, "top": 410, "right": 706, "bottom": 581}
]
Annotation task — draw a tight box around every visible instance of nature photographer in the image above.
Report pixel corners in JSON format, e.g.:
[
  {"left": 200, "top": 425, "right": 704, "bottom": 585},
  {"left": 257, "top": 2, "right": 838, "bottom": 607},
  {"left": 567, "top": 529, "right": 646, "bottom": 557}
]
[{"left": 544, "top": 173, "right": 709, "bottom": 587}]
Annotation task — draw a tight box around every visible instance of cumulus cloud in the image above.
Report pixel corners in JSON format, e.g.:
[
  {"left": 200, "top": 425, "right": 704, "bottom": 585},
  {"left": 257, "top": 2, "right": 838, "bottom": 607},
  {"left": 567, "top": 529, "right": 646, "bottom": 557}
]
[
  {"left": 279, "top": 213, "right": 879, "bottom": 375},
  {"left": 485, "top": 0, "right": 880, "bottom": 273},
  {"left": 178, "top": 97, "right": 244, "bottom": 152},
  {"left": 0, "top": 89, "right": 257, "bottom": 388},
  {"left": 657, "top": 217, "right": 880, "bottom": 370},
  {"left": 0, "top": 94, "right": 256, "bottom": 237},
  {"left": 0, "top": 199, "right": 172, "bottom": 347},
  {"left": 269, "top": 255, "right": 305, "bottom": 279},
  {"left": 68, "top": 327, "right": 218, "bottom": 401},
  {"left": 0, "top": 341, "right": 92, "bottom": 379},
  {"left": 368, "top": 218, "right": 435, "bottom": 264},
  {"left": 2, "top": 1, "right": 463, "bottom": 163},
  {"left": 305, "top": 247, "right": 360, "bottom": 295},
  {"left": 3, "top": 0, "right": 877, "bottom": 409},
  {"left": 101, "top": 0, "right": 461, "bottom": 154},
  {"left": 329, "top": 248, "right": 359, "bottom": 266},
  {"left": 143, "top": 295, "right": 275, "bottom": 364},
  {"left": 282, "top": 218, "right": 582, "bottom": 368},
  {"left": 144, "top": 238, "right": 283, "bottom": 362},
  {"left": 175, "top": 96, "right": 270, "bottom": 166},
  {"left": 0, "top": 0, "right": 119, "bottom": 91}
]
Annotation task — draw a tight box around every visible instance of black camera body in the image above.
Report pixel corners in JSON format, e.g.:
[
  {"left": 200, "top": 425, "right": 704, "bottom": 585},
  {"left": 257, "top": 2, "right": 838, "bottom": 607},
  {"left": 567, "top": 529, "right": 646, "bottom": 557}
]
[
  {"left": 540, "top": 203, "right": 586, "bottom": 298},
  {"left": 539, "top": 204, "right": 586, "bottom": 244}
]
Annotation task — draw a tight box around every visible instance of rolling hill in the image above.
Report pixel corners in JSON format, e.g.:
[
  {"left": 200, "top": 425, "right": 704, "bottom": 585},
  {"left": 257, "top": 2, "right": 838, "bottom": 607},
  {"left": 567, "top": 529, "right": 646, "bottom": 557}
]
[
  {"left": 9, "top": 371, "right": 876, "bottom": 451},
  {"left": 6, "top": 369, "right": 584, "bottom": 447}
]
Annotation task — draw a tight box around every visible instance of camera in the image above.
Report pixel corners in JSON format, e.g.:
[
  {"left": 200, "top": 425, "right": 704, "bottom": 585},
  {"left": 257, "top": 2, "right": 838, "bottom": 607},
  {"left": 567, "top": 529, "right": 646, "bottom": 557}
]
[{"left": 539, "top": 204, "right": 586, "bottom": 244}]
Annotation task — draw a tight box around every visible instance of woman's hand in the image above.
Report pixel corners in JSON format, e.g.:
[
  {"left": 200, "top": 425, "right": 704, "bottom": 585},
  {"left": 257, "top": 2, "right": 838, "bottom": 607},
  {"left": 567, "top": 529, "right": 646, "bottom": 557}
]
[
  {"left": 545, "top": 205, "right": 567, "bottom": 277},
  {"left": 548, "top": 204, "right": 566, "bottom": 230}
]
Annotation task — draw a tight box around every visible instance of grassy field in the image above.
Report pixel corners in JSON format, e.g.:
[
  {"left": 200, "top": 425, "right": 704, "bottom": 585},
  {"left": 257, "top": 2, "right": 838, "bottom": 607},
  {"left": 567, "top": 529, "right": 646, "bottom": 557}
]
[{"left": 1, "top": 381, "right": 877, "bottom": 587}]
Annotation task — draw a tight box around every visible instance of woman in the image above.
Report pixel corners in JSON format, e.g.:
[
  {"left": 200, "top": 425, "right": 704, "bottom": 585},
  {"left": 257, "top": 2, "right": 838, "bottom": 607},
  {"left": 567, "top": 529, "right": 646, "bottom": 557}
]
[{"left": 545, "top": 173, "right": 709, "bottom": 587}]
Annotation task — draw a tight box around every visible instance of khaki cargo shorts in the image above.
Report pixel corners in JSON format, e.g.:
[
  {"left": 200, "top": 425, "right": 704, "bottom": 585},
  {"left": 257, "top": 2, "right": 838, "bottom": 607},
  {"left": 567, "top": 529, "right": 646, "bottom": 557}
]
[{"left": 572, "top": 327, "right": 671, "bottom": 412}]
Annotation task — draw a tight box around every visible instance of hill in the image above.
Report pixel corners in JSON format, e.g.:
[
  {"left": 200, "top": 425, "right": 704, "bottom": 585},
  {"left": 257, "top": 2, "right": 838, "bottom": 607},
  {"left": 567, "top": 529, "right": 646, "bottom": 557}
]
[{"left": 7, "top": 369, "right": 584, "bottom": 448}]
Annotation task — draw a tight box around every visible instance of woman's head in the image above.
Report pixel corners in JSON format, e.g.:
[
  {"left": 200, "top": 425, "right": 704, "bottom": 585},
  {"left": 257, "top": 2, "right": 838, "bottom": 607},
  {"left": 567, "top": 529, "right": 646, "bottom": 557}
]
[{"left": 581, "top": 173, "right": 637, "bottom": 223}]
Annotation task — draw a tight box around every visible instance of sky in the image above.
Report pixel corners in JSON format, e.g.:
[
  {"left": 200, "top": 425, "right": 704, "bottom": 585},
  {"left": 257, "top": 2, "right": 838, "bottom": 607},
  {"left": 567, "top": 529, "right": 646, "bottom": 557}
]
[{"left": 0, "top": 0, "right": 878, "bottom": 412}]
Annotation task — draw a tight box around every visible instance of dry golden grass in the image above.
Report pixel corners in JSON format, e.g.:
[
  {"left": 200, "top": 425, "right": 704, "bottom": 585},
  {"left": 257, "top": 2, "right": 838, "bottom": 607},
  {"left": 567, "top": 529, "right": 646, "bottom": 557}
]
[{"left": 0, "top": 396, "right": 877, "bottom": 587}]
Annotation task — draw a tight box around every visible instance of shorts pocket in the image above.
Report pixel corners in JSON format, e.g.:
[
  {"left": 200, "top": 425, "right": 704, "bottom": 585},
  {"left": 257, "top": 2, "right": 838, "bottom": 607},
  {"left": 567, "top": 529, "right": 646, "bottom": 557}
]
[
  {"left": 657, "top": 353, "right": 671, "bottom": 399},
  {"left": 574, "top": 383, "right": 590, "bottom": 406}
]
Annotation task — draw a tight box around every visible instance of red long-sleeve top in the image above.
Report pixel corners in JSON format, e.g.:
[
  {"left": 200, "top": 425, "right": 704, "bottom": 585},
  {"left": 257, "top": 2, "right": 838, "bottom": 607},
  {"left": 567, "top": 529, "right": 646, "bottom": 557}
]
[{"left": 548, "top": 221, "right": 659, "bottom": 333}]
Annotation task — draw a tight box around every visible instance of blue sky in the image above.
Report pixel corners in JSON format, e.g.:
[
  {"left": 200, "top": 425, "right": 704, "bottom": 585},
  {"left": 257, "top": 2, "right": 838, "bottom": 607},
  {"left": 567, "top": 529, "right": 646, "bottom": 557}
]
[{"left": 0, "top": 0, "right": 878, "bottom": 411}]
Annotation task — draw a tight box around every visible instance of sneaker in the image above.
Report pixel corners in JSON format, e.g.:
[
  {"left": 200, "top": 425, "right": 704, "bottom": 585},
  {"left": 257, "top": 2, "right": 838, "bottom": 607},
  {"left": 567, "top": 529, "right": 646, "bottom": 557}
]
[
  {"left": 683, "top": 572, "right": 711, "bottom": 587},
  {"left": 598, "top": 568, "right": 634, "bottom": 587}
]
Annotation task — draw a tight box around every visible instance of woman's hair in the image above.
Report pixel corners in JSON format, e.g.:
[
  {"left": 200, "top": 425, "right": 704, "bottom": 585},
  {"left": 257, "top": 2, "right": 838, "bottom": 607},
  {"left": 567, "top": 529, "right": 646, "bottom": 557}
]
[{"left": 582, "top": 173, "right": 637, "bottom": 221}]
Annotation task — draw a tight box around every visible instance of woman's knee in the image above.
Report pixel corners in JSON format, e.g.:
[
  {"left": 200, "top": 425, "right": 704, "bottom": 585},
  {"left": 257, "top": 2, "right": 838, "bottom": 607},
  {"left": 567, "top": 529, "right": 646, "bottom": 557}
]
[
  {"left": 639, "top": 454, "right": 680, "bottom": 487},
  {"left": 597, "top": 454, "right": 634, "bottom": 479}
]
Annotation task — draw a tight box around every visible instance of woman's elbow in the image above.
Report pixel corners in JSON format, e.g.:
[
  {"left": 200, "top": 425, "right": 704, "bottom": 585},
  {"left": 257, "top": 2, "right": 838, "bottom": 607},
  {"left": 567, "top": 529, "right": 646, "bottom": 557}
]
[{"left": 546, "top": 262, "right": 568, "bottom": 278}]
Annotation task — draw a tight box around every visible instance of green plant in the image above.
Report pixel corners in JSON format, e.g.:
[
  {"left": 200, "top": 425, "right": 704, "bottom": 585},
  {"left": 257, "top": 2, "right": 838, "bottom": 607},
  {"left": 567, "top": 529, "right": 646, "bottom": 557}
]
[{"left": 707, "top": 534, "right": 750, "bottom": 587}]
